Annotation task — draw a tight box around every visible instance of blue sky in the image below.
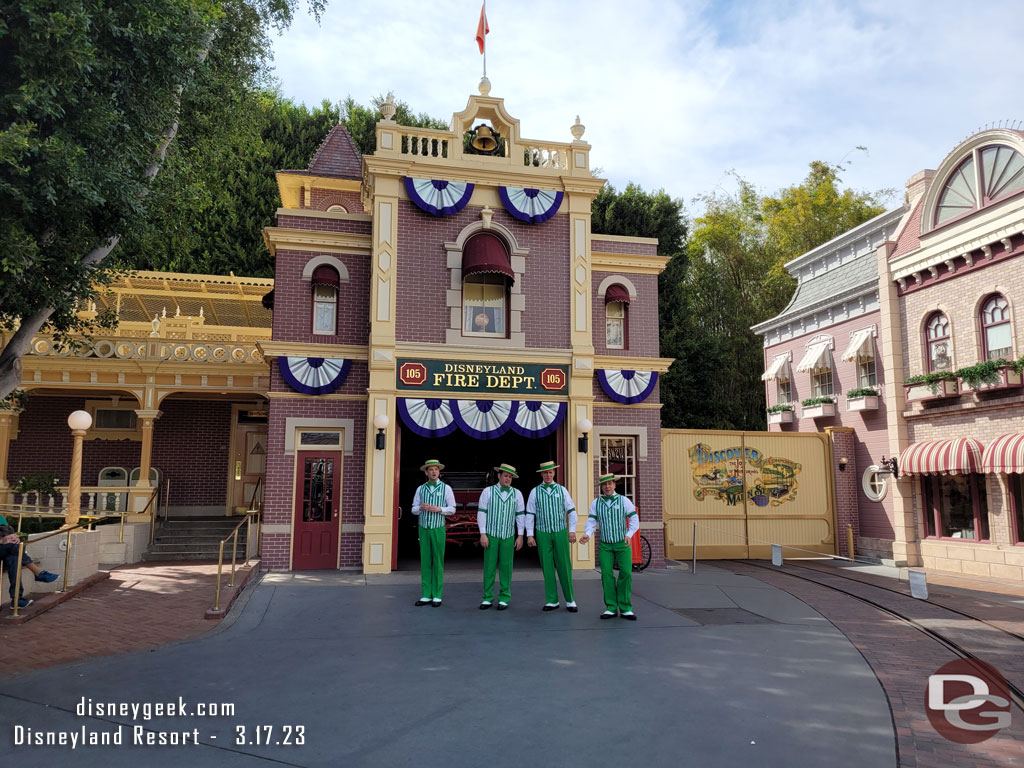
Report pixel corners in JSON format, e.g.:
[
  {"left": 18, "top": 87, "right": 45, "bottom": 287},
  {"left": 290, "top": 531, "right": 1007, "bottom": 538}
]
[{"left": 269, "top": 0, "right": 1024, "bottom": 215}]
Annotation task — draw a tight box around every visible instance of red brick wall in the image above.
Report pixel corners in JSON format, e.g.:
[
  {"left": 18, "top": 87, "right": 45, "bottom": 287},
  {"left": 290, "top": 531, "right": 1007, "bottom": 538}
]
[
  {"left": 593, "top": 406, "right": 664, "bottom": 568},
  {"left": 395, "top": 202, "right": 572, "bottom": 348},
  {"left": 591, "top": 237, "right": 658, "bottom": 255},
  {"left": 592, "top": 271, "right": 659, "bottom": 357},
  {"left": 309, "top": 189, "right": 365, "bottom": 213},
  {"left": 262, "top": 397, "right": 367, "bottom": 569},
  {"left": 8, "top": 396, "right": 231, "bottom": 509},
  {"left": 830, "top": 429, "right": 859, "bottom": 557},
  {"left": 271, "top": 247, "right": 370, "bottom": 346},
  {"left": 276, "top": 215, "right": 371, "bottom": 235}
]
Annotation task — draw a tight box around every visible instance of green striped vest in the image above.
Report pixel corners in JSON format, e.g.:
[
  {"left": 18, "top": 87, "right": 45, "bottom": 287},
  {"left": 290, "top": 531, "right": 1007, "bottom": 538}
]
[
  {"left": 533, "top": 484, "right": 570, "bottom": 533},
  {"left": 417, "top": 482, "right": 448, "bottom": 529},
  {"left": 483, "top": 485, "right": 518, "bottom": 538},
  {"left": 590, "top": 494, "right": 634, "bottom": 544}
]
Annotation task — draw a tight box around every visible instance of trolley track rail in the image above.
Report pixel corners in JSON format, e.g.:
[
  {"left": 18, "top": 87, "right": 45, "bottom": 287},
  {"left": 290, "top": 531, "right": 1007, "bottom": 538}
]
[{"left": 727, "top": 559, "right": 1024, "bottom": 715}]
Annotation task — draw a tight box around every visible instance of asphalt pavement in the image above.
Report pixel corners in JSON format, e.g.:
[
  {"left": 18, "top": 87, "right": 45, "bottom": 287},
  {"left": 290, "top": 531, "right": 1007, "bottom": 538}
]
[{"left": 0, "top": 563, "right": 897, "bottom": 767}]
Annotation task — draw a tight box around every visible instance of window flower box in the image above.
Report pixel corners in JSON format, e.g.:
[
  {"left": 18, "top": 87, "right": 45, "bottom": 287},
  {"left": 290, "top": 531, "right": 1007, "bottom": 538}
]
[
  {"left": 904, "top": 378, "right": 958, "bottom": 402},
  {"left": 958, "top": 364, "right": 1023, "bottom": 394},
  {"left": 846, "top": 395, "right": 879, "bottom": 411},
  {"left": 767, "top": 409, "right": 793, "bottom": 425},
  {"left": 800, "top": 397, "right": 836, "bottom": 419}
]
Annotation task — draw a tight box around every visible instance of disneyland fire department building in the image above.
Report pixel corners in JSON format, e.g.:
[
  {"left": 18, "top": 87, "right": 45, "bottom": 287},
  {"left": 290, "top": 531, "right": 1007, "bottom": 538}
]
[{"left": 259, "top": 87, "right": 670, "bottom": 572}]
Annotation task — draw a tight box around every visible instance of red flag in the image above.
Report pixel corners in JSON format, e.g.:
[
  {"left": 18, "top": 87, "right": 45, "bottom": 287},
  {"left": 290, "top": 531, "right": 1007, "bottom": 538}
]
[{"left": 475, "top": 3, "right": 489, "bottom": 54}]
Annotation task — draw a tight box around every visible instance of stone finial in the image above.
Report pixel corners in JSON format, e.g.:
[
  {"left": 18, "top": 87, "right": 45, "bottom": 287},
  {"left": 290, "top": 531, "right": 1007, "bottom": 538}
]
[
  {"left": 150, "top": 314, "right": 160, "bottom": 337},
  {"left": 478, "top": 76, "right": 492, "bottom": 96},
  {"left": 570, "top": 115, "right": 586, "bottom": 141},
  {"left": 380, "top": 92, "right": 397, "bottom": 122},
  {"left": 481, "top": 206, "right": 494, "bottom": 229}
]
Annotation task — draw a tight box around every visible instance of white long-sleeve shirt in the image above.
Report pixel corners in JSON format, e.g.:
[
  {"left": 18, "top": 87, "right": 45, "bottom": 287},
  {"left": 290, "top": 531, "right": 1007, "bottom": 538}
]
[{"left": 476, "top": 484, "right": 527, "bottom": 537}]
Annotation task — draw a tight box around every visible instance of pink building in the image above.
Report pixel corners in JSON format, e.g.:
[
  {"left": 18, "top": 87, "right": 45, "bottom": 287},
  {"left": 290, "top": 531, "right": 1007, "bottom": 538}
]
[{"left": 753, "top": 207, "right": 906, "bottom": 560}]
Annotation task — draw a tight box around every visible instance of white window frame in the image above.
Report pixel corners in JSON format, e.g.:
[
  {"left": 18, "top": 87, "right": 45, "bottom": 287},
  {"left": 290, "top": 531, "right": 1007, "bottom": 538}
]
[
  {"left": 312, "top": 284, "right": 338, "bottom": 335},
  {"left": 599, "top": 435, "right": 637, "bottom": 504},
  {"left": 862, "top": 466, "right": 888, "bottom": 502}
]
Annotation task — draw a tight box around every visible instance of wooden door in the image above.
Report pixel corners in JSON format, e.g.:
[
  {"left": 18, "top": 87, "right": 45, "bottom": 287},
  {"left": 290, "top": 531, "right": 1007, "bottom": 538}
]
[
  {"left": 292, "top": 451, "right": 342, "bottom": 570},
  {"left": 232, "top": 423, "right": 268, "bottom": 513}
]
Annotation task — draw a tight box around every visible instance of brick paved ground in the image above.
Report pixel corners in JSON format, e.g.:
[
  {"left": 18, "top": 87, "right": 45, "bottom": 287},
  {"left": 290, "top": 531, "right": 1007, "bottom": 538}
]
[
  {"left": 0, "top": 563, "right": 225, "bottom": 674},
  {"left": 724, "top": 561, "right": 1024, "bottom": 768}
]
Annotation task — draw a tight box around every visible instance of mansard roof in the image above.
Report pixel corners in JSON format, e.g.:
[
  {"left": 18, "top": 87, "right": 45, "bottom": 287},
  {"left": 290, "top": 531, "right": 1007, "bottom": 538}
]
[{"left": 280, "top": 124, "right": 363, "bottom": 180}]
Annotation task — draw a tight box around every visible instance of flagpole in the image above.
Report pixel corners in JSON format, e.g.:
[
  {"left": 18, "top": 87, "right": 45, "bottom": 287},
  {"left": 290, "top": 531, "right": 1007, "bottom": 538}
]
[{"left": 482, "top": 1, "right": 487, "bottom": 78}]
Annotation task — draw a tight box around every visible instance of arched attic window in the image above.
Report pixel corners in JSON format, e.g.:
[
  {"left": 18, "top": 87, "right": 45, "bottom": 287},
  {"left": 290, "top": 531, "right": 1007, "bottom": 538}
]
[
  {"left": 604, "top": 283, "right": 630, "bottom": 349},
  {"left": 311, "top": 265, "right": 340, "bottom": 335},
  {"left": 935, "top": 144, "right": 1024, "bottom": 226},
  {"left": 462, "top": 233, "right": 512, "bottom": 337}
]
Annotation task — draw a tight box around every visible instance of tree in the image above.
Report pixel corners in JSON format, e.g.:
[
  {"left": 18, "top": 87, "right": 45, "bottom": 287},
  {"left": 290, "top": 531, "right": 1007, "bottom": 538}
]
[
  {"left": 664, "top": 163, "right": 889, "bottom": 430},
  {"left": 0, "top": 0, "right": 324, "bottom": 402}
]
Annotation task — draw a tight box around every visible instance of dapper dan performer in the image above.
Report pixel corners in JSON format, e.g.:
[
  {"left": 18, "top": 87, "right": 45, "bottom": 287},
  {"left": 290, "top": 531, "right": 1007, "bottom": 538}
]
[
  {"left": 525, "top": 461, "right": 578, "bottom": 613},
  {"left": 411, "top": 459, "right": 456, "bottom": 607},
  {"left": 579, "top": 473, "right": 639, "bottom": 620},
  {"left": 477, "top": 463, "right": 526, "bottom": 611}
]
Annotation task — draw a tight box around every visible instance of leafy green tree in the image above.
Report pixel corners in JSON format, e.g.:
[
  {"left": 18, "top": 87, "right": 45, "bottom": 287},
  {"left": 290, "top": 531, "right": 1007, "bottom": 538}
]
[
  {"left": 669, "top": 163, "right": 889, "bottom": 430},
  {"left": 0, "top": 0, "right": 324, "bottom": 402}
]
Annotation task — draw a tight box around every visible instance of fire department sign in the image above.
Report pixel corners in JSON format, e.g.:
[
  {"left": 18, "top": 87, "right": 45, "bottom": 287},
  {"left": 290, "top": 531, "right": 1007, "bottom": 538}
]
[{"left": 396, "top": 359, "right": 569, "bottom": 396}]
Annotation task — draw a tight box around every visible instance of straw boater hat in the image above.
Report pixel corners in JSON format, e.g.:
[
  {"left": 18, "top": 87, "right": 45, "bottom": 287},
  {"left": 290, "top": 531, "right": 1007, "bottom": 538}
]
[
  {"left": 597, "top": 473, "right": 618, "bottom": 485},
  {"left": 493, "top": 463, "right": 519, "bottom": 478},
  {"left": 420, "top": 459, "right": 445, "bottom": 472},
  {"left": 536, "top": 461, "right": 559, "bottom": 473}
]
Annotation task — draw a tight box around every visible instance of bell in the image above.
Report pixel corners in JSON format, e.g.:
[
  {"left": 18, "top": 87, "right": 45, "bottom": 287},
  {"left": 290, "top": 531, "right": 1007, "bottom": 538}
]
[{"left": 471, "top": 124, "right": 498, "bottom": 153}]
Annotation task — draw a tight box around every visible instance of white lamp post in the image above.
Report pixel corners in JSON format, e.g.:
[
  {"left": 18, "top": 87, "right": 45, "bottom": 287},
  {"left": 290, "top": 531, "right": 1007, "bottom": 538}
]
[
  {"left": 373, "top": 413, "right": 390, "bottom": 451},
  {"left": 66, "top": 410, "right": 92, "bottom": 527},
  {"left": 578, "top": 417, "right": 593, "bottom": 453}
]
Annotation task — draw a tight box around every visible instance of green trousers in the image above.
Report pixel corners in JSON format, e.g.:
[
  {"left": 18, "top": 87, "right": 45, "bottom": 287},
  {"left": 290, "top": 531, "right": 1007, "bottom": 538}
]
[
  {"left": 482, "top": 535, "right": 514, "bottom": 603},
  {"left": 537, "top": 529, "right": 574, "bottom": 604},
  {"left": 598, "top": 540, "right": 632, "bottom": 613},
  {"left": 418, "top": 526, "right": 446, "bottom": 600}
]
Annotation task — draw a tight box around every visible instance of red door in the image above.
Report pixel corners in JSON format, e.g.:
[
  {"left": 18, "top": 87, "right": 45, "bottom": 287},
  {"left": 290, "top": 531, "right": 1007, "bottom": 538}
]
[{"left": 293, "top": 451, "right": 341, "bottom": 570}]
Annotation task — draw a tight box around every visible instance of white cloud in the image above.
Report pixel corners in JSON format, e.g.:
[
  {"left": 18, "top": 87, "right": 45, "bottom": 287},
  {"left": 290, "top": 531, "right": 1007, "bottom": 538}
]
[{"left": 270, "top": 0, "right": 1024, "bottom": 213}]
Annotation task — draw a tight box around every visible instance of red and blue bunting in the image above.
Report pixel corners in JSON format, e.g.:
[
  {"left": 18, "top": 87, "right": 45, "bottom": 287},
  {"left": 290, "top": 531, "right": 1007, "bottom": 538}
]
[
  {"left": 278, "top": 356, "right": 352, "bottom": 395},
  {"left": 404, "top": 178, "right": 474, "bottom": 216},
  {"left": 597, "top": 369, "right": 658, "bottom": 404},
  {"left": 498, "top": 186, "right": 563, "bottom": 224}
]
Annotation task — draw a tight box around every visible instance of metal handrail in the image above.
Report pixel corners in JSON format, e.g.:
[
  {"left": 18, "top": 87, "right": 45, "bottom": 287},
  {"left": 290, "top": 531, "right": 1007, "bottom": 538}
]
[
  {"left": 8, "top": 517, "right": 116, "bottom": 618},
  {"left": 212, "top": 510, "right": 260, "bottom": 613}
]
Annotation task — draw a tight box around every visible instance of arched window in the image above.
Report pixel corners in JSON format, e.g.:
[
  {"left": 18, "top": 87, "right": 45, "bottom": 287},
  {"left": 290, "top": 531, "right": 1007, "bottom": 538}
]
[
  {"left": 326, "top": 204, "right": 347, "bottom": 213},
  {"left": 925, "top": 312, "right": 951, "bottom": 372},
  {"left": 461, "top": 234, "right": 512, "bottom": 337},
  {"left": 311, "top": 265, "right": 340, "bottom": 335},
  {"left": 980, "top": 293, "right": 1012, "bottom": 360},
  {"left": 604, "top": 284, "right": 630, "bottom": 349},
  {"left": 935, "top": 144, "right": 1024, "bottom": 226}
]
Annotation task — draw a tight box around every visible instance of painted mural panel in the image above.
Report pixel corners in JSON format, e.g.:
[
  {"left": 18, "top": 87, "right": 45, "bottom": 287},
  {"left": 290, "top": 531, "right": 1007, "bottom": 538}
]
[{"left": 662, "top": 429, "right": 835, "bottom": 559}]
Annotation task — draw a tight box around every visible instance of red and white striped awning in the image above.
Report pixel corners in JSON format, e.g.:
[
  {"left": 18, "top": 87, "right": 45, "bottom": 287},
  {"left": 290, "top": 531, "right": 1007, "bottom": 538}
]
[
  {"left": 899, "top": 438, "right": 985, "bottom": 476},
  {"left": 981, "top": 434, "right": 1024, "bottom": 474}
]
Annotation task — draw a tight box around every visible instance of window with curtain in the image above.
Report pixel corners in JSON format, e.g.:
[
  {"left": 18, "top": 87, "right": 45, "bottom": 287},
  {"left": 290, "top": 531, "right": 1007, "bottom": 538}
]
[
  {"left": 857, "top": 358, "right": 877, "bottom": 388},
  {"left": 812, "top": 368, "right": 833, "bottom": 397},
  {"left": 606, "top": 302, "right": 626, "bottom": 349},
  {"left": 980, "top": 293, "right": 1012, "bottom": 360},
  {"left": 599, "top": 436, "right": 637, "bottom": 503},
  {"left": 313, "top": 284, "right": 337, "bottom": 335},
  {"left": 463, "top": 273, "right": 508, "bottom": 336},
  {"left": 926, "top": 312, "right": 951, "bottom": 372},
  {"left": 776, "top": 377, "right": 792, "bottom": 404}
]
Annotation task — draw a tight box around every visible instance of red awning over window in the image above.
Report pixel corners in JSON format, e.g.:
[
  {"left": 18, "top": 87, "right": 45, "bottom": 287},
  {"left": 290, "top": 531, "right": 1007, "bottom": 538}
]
[
  {"left": 899, "top": 438, "right": 985, "bottom": 476},
  {"left": 311, "top": 265, "right": 340, "bottom": 288},
  {"left": 981, "top": 433, "right": 1024, "bottom": 474},
  {"left": 604, "top": 284, "right": 631, "bottom": 304},
  {"left": 462, "top": 234, "right": 513, "bottom": 281}
]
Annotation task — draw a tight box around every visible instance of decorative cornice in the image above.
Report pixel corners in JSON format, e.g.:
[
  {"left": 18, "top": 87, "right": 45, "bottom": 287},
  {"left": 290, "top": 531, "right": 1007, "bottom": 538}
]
[
  {"left": 784, "top": 206, "right": 907, "bottom": 270},
  {"left": 262, "top": 227, "right": 372, "bottom": 257},
  {"left": 258, "top": 341, "right": 369, "bottom": 361},
  {"left": 395, "top": 342, "right": 572, "bottom": 364},
  {"left": 591, "top": 234, "right": 659, "bottom": 245},
  {"left": 751, "top": 281, "right": 877, "bottom": 335},
  {"left": 593, "top": 355, "right": 674, "bottom": 373},
  {"left": 890, "top": 216, "right": 1024, "bottom": 281},
  {"left": 275, "top": 173, "right": 361, "bottom": 209},
  {"left": 276, "top": 208, "right": 371, "bottom": 222},
  {"left": 591, "top": 252, "right": 670, "bottom": 275}
]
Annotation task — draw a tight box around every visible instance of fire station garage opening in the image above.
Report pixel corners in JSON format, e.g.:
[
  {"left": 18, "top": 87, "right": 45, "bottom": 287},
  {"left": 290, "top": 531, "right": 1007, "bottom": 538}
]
[{"left": 396, "top": 426, "right": 558, "bottom": 568}]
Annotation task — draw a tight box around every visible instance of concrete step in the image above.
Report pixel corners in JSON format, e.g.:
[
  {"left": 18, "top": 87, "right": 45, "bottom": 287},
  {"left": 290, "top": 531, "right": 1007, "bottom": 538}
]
[{"left": 141, "top": 551, "right": 252, "bottom": 562}]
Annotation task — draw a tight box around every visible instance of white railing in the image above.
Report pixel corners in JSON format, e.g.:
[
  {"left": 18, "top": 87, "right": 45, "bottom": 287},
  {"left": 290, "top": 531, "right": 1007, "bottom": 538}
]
[
  {"left": 522, "top": 144, "right": 569, "bottom": 170},
  {"left": 8, "top": 485, "right": 137, "bottom": 513}
]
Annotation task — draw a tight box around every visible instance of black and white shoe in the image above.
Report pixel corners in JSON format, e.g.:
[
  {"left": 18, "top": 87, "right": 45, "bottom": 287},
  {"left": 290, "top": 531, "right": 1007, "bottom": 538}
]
[
  {"left": 621, "top": 611, "right": 637, "bottom": 621},
  {"left": 600, "top": 610, "right": 616, "bottom": 620},
  {"left": 415, "top": 599, "right": 431, "bottom": 607},
  {"left": 542, "top": 604, "right": 559, "bottom": 612},
  {"left": 497, "top": 602, "right": 509, "bottom": 611}
]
